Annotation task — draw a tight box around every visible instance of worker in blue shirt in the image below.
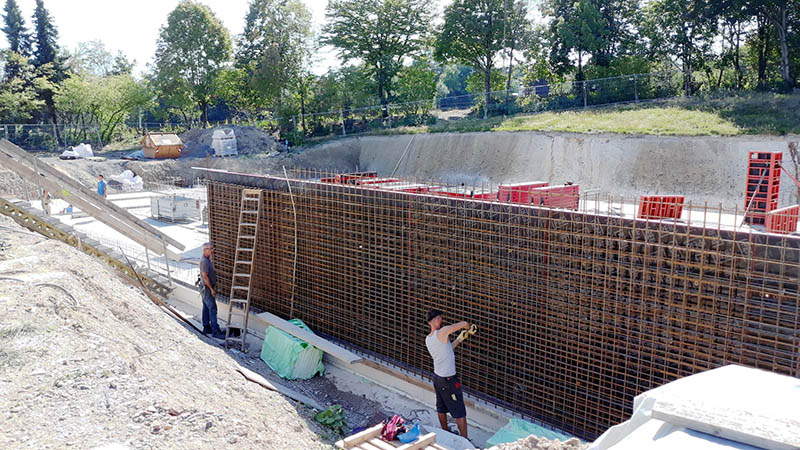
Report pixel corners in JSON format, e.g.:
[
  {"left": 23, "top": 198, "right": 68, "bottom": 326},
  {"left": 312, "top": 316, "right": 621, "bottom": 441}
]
[{"left": 97, "top": 174, "right": 107, "bottom": 198}]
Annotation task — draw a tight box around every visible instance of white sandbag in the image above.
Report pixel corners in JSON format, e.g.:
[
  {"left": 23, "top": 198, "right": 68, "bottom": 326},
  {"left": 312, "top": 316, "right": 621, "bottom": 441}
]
[
  {"left": 111, "top": 170, "right": 144, "bottom": 192},
  {"left": 73, "top": 143, "right": 93, "bottom": 158},
  {"left": 59, "top": 149, "right": 79, "bottom": 159}
]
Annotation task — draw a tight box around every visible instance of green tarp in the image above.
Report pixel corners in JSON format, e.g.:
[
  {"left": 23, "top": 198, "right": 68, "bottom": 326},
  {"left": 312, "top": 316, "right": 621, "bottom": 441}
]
[{"left": 260, "top": 319, "right": 324, "bottom": 380}]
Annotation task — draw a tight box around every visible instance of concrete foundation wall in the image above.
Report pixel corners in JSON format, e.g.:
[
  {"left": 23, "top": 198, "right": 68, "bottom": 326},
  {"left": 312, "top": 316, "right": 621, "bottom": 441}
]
[{"left": 306, "top": 132, "right": 800, "bottom": 207}]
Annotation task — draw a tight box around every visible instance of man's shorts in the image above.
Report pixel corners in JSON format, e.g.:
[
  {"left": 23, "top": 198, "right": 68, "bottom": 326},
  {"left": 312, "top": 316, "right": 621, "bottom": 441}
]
[{"left": 433, "top": 373, "right": 466, "bottom": 419}]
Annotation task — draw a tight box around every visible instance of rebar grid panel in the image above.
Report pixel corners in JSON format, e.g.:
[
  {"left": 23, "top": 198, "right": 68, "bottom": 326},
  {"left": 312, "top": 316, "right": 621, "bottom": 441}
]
[{"left": 206, "top": 170, "right": 800, "bottom": 440}]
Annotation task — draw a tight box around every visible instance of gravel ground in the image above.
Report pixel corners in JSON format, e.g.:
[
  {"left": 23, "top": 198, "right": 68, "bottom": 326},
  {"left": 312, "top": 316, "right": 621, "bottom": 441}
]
[
  {"left": 0, "top": 214, "right": 333, "bottom": 449},
  {"left": 488, "top": 435, "right": 589, "bottom": 450}
]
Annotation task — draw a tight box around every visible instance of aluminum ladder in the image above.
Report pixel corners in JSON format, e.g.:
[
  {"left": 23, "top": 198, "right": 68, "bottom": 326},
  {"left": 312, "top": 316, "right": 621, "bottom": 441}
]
[{"left": 224, "top": 189, "right": 262, "bottom": 351}]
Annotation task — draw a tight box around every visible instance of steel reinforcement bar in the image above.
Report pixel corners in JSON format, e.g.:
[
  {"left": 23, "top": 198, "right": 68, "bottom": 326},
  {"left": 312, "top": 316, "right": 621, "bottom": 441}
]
[{"left": 204, "top": 172, "right": 800, "bottom": 440}]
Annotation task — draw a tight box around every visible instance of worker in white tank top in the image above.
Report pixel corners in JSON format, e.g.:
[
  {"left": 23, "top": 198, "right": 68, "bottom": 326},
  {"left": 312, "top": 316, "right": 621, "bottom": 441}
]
[{"left": 425, "top": 309, "right": 471, "bottom": 440}]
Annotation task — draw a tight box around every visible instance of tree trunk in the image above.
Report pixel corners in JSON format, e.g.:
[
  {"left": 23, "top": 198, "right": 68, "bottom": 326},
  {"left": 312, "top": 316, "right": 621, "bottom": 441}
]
[
  {"left": 683, "top": 43, "right": 692, "bottom": 96},
  {"left": 300, "top": 87, "right": 307, "bottom": 134},
  {"left": 505, "top": 40, "right": 515, "bottom": 115},
  {"left": 484, "top": 65, "right": 492, "bottom": 120},
  {"left": 734, "top": 22, "right": 743, "bottom": 89},
  {"left": 771, "top": 6, "right": 793, "bottom": 88},
  {"left": 756, "top": 15, "right": 769, "bottom": 88},
  {"left": 200, "top": 101, "right": 209, "bottom": 128}
]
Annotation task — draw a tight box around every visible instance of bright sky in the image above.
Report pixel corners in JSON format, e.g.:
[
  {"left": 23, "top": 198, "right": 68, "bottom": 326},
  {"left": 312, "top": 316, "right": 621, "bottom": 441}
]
[
  {"left": 2, "top": 0, "right": 338, "bottom": 76},
  {"left": 2, "top": 0, "right": 537, "bottom": 78}
]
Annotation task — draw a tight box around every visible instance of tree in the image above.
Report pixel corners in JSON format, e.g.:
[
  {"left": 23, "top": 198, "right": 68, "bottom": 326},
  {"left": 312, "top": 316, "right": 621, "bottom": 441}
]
[
  {"left": 31, "top": 0, "right": 59, "bottom": 68},
  {"left": 2, "top": 0, "right": 30, "bottom": 80},
  {"left": 236, "top": 0, "right": 312, "bottom": 114},
  {"left": 642, "top": 0, "right": 716, "bottom": 95},
  {"left": 0, "top": 51, "right": 45, "bottom": 122},
  {"left": 322, "top": 0, "right": 433, "bottom": 116},
  {"left": 152, "top": 1, "right": 232, "bottom": 126},
  {"left": 66, "top": 40, "right": 135, "bottom": 77},
  {"left": 55, "top": 74, "right": 151, "bottom": 143},
  {"left": 394, "top": 58, "right": 437, "bottom": 118},
  {"left": 435, "top": 0, "right": 507, "bottom": 119},
  {"left": 754, "top": 0, "right": 797, "bottom": 89},
  {"left": 31, "top": 0, "right": 65, "bottom": 143},
  {"left": 542, "top": 0, "right": 608, "bottom": 80},
  {"left": 2, "top": 0, "right": 28, "bottom": 54},
  {"left": 501, "top": 0, "right": 531, "bottom": 112}
]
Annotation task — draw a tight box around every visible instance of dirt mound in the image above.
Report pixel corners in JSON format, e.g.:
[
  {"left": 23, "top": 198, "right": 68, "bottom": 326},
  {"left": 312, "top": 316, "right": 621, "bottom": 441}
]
[
  {"left": 180, "top": 125, "right": 285, "bottom": 158},
  {"left": 0, "top": 214, "right": 328, "bottom": 449},
  {"left": 489, "top": 435, "right": 589, "bottom": 450}
]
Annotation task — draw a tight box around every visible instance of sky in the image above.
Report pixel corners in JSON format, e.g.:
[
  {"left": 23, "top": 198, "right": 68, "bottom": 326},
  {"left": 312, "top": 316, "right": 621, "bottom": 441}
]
[
  {"left": 1, "top": 0, "right": 339, "bottom": 76},
  {"left": 2, "top": 0, "right": 538, "bottom": 78}
]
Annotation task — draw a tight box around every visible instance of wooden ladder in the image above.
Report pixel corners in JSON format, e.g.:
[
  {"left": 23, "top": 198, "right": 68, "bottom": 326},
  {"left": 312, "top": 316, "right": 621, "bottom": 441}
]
[{"left": 224, "top": 189, "right": 262, "bottom": 352}]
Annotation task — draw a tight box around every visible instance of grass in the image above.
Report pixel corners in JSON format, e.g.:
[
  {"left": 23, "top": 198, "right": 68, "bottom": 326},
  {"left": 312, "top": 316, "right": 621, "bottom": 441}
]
[{"left": 361, "top": 92, "right": 800, "bottom": 138}]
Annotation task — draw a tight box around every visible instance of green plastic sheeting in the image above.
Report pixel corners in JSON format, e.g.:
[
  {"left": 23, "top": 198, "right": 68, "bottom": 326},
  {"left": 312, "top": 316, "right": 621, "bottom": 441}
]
[
  {"left": 260, "top": 319, "right": 324, "bottom": 380},
  {"left": 486, "top": 418, "right": 575, "bottom": 447}
]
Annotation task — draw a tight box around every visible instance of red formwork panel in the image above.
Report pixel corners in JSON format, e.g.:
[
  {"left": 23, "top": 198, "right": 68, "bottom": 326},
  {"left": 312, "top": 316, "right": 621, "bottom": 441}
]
[
  {"left": 356, "top": 177, "right": 403, "bottom": 186},
  {"left": 745, "top": 152, "right": 782, "bottom": 225},
  {"left": 530, "top": 184, "right": 580, "bottom": 210},
  {"left": 498, "top": 181, "right": 549, "bottom": 204},
  {"left": 765, "top": 205, "right": 799, "bottom": 234},
  {"left": 637, "top": 195, "right": 685, "bottom": 220},
  {"left": 431, "top": 186, "right": 498, "bottom": 200}
]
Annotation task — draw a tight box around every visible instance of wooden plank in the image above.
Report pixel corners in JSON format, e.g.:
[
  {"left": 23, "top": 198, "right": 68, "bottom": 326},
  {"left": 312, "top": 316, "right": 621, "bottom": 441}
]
[
  {"left": 651, "top": 399, "right": 800, "bottom": 450},
  {"left": 234, "top": 366, "right": 323, "bottom": 411},
  {"left": 396, "top": 433, "right": 436, "bottom": 450},
  {"left": 366, "top": 438, "right": 397, "bottom": 450},
  {"left": 0, "top": 139, "right": 185, "bottom": 250},
  {"left": 337, "top": 424, "right": 383, "bottom": 449},
  {"left": 0, "top": 144, "right": 181, "bottom": 259},
  {"left": 256, "top": 311, "right": 363, "bottom": 364}
]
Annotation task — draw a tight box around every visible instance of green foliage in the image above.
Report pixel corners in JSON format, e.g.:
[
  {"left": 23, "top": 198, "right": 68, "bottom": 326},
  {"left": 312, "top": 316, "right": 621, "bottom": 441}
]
[
  {"left": 436, "top": 64, "right": 472, "bottom": 98},
  {"left": 641, "top": 0, "right": 717, "bottom": 94},
  {"left": 393, "top": 59, "right": 437, "bottom": 123},
  {"left": 314, "top": 405, "right": 347, "bottom": 438},
  {"left": 0, "top": 51, "right": 45, "bottom": 121},
  {"left": 395, "top": 59, "right": 437, "bottom": 103},
  {"left": 152, "top": 1, "right": 232, "bottom": 125},
  {"left": 2, "top": 0, "right": 30, "bottom": 57},
  {"left": 236, "top": 0, "right": 312, "bottom": 113},
  {"left": 435, "top": 0, "right": 515, "bottom": 118},
  {"left": 31, "top": 0, "right": 59, "bottom": 68},
  {"left": 55, "top": 73, "right": 152, "bottom": 144},
  {"left": 66, "top": 40, "right": 134, "bottom": 77},
  {"left": 466, "top": 69, "right": 506, "bottom": 96},
  {"left": 583, "top": 56, "right": 652, "bottom": 79},
  {"left": 323, "top": 0, "right": 433, "bottom": 106}
]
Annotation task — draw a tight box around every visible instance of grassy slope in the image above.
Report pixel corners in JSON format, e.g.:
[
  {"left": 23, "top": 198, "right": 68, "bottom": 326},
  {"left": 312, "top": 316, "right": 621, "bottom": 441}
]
[{"left": 378, "top": 92, "right": 800, "bottom": 137}]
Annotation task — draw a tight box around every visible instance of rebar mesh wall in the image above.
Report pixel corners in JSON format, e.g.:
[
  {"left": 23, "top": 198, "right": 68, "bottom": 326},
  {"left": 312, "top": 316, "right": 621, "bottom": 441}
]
[{"left": 207, "top": 176, "right": 800, "bottom": 440}]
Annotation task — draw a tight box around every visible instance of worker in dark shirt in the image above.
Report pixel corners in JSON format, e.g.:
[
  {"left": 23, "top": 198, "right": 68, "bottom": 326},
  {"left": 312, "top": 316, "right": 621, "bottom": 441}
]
[{"left": 200, "top": 242, "right": 224, "bottom": 338}]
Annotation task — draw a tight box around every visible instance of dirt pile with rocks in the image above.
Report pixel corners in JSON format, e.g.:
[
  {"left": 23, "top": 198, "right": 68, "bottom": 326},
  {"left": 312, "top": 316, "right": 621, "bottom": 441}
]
[
  {"left": 0, "top": 214, "right": 329, "bottom": 449},
  {"left": 179, "top": 125, "right": 286, "bottom": 157},
  {"left": 488, "top": 435, "right": 590, "bottom": 450}
]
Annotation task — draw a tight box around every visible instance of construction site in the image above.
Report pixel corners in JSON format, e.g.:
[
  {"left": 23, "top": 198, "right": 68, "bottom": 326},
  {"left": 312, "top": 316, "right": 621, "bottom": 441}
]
[{"left": 1, "top": 129, "right": 800, "bottom": 450}]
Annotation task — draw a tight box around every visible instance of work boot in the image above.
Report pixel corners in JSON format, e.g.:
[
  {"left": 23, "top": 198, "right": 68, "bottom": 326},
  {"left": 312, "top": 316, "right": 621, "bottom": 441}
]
[
  {"left": 202, "top": 327, "right": 212, "bottom": 336},
  {"left": 211, "top": 331, "right": 226, "bottom": 340}
]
